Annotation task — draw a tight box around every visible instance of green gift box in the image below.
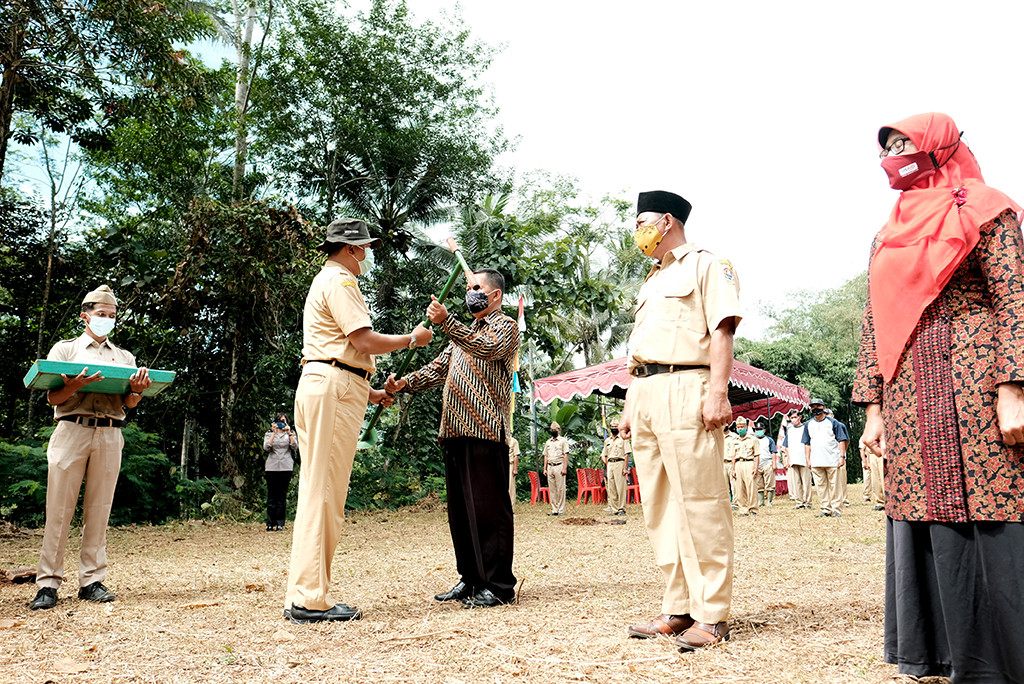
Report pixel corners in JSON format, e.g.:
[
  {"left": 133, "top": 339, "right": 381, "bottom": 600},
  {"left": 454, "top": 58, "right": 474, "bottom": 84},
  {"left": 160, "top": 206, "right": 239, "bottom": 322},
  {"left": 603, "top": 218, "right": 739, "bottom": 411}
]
[{"left": 23, "top": 360, "right": 176, "bottom": 396}]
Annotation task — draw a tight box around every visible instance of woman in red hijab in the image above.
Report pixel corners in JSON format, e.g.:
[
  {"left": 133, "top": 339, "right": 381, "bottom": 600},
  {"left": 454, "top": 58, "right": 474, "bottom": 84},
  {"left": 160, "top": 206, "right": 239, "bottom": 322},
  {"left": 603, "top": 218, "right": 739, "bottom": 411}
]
[{"left": 853, "top": 112, "right": 1024, "bottom": 682}]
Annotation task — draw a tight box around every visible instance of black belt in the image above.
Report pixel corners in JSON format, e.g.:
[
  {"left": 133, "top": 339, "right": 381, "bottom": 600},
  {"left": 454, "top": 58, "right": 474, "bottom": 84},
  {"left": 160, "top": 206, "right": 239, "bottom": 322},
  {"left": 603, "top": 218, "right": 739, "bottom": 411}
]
[
  {"left": 58, "top": 415, "right": 125, "bottom": 428},
  {"left": 306, "top": 360, "right": 371, "bottom": 380},
  {"left": 547, "top": 462, "right": 563, "bottom": 467},
  {"left": 630, "top": 363, "right": 708, "bottom": 378},
  {"left": 608, "top": 458, "right": 625, "bottom": 463}
]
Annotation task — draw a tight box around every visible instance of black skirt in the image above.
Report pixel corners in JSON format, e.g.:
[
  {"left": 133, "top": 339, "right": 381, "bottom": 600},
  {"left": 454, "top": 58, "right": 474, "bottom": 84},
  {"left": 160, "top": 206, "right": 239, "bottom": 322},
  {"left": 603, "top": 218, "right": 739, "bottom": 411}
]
[{"left": 886, "top": 518, "right": 1024, "bottom": 683}]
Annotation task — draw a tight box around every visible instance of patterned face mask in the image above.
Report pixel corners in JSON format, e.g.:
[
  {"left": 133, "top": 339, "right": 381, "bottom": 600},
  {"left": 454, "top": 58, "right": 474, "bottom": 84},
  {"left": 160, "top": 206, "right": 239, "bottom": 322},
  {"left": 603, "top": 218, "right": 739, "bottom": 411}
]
[{"left": 633, "top": 216, "right": 665, "bottom": 257}]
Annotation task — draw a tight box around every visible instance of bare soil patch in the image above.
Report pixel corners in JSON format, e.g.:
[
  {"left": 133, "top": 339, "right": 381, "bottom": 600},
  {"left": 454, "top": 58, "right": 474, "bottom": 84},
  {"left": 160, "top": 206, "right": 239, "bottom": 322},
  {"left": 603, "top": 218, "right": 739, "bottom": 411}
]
[{"left": 0, "top": 486, "right": 903, "bottom": 683}]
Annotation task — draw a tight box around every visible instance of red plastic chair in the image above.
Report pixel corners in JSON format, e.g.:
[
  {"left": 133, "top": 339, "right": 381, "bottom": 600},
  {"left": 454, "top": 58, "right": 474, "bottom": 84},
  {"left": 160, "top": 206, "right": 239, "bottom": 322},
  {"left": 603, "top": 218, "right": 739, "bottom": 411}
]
[
  {"left": 590, "top": 468, "right": 607, "bottom": 503},
  {"left": 528, "top": 470, "right": 550, "bottom": 506},
  {"left": 627, "top": 467, "right": 641, "bottom": 504},
  {"left": 577, "top": 468, "right": 605, "bottom": 505}
]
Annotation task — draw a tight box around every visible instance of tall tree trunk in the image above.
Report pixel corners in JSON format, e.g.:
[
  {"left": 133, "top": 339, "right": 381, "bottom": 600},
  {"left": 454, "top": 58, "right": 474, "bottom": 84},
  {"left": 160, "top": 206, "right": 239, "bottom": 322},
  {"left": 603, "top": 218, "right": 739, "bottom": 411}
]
[
  {"left": 231, "top": 1, "right": 256, "bottom": 199},
  {"left": 221, "top": 323, "right": 243, "bottom": 487},
  {"left": 0, "top": 18, "right": 26, "bottom": 183}
]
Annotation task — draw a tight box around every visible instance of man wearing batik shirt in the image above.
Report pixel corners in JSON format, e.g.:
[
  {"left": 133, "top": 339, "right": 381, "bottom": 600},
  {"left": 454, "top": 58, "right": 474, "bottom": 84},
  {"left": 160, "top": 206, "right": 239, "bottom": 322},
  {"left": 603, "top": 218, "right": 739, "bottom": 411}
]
[{"left": 388, "top": 268, "right": 520, "bottom": 609}]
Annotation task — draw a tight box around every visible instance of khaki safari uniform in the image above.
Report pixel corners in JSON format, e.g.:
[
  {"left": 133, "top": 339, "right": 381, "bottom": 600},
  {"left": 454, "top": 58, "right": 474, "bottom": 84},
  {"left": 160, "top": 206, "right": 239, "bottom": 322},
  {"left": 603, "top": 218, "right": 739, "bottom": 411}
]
[
  {"left": 627, "top": 244, "right": 741, "bottom": 623},
  {"left": 508, "top": 437, "right": 520, "bottom": 503},
  {"left": 37, "top": 333, "right": 136, "bottom": 591},
  {"left": 543, "top": 435, "right": 570, "bottom": 514},
  {"left": 601, "top": 434, "right": 631, "bottom": 512},
  {"left": 285, "top": 263, "right": 375, "bottom": 611},
  {"left": 723, "top": 431, "right": 738, "bottom": 499},
  {"left": 731, "top": 433, "right": 760, "bottom": 515}
]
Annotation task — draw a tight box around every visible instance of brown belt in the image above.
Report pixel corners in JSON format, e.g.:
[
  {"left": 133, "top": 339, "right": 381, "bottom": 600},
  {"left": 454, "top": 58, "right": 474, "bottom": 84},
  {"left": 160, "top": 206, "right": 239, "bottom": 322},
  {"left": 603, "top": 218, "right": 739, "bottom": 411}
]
[
  {"left": 305, "top": 359, "right": 371, "bottom": 380},
  {"left": 630, "top": 363, "right": 708, "bottom": 378},
  {"left": 58, "top": 415, "right": 125, "bottom": 428}
]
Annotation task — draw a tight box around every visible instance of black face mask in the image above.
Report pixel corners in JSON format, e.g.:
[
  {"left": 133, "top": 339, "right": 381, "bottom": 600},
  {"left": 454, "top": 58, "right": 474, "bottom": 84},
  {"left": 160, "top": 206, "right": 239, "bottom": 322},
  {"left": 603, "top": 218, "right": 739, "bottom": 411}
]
[
  {"left": 811, "top": 408, "right": 824, "bottom": 417},
  {"left": 610, "top": 429, "right": 619, "bottom": 436},
  {"left": 549, "top": 429, "right": 558, "bottom": 437},
  {"left": 466, "top": 289, "right": 490, "bottom": 314}
]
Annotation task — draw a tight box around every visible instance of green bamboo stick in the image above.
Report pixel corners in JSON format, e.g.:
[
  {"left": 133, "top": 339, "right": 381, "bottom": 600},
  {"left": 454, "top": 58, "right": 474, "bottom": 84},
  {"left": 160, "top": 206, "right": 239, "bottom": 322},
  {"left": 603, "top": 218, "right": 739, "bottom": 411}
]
[{"left": 359, "top": 260, "right": 464, "bottom": 444}]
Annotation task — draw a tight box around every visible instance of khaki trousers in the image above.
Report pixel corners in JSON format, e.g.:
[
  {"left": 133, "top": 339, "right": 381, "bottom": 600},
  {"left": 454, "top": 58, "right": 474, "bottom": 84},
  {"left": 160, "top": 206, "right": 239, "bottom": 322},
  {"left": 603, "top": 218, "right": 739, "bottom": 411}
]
[
  {"left": 839, "top": 463, "right": 849, "bottom": 504},
  {"left": 812, "top": 466, "right": 842, "bottom": 514},
  {"left": 508, "top": 470, "right": 516, "bottom": 504},
  {"left": 734, "top": 461, "right": 758, "bottom": 514},
  {"left": 862, "top": 459, "right": 872, "bottom": 500},
  {"left": 788, "top": 465, "right": 812, "bottom": 506},
  {"left": 285, "top": 365, "right": 368, "bottom": 611},
  {"left": 628, "top": 370, "right": 733, "bottom": 624},
  {"left": 870, "top": 452, "right": 886, "bottom": 504},
  {"left": 757, "top": 464, "right": 775, "bottom": 495},
  {"left": 546, "top": 464, "right": 566, "bottom": 514},
  {"left": 606, "top": 460, "right": 627, "bottom": 512},
  {"left": 723, "top": 462, "right": 733, "bottom": 499},
  {"left": 37, "top": 420, "right": 124, "bottom": 590}
]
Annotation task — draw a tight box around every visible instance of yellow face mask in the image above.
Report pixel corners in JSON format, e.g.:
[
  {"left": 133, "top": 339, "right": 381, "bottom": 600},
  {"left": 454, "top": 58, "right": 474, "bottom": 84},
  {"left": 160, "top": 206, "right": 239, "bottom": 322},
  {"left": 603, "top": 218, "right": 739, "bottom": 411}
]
[{"left": 633, "top": 216, "right": 665, "bottom": 257}]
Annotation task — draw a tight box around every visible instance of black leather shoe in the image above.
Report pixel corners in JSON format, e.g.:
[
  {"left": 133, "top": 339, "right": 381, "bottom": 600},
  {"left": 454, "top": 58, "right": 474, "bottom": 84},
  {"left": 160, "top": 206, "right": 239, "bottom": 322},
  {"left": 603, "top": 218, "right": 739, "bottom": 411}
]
[
  {"left": 461, "top": 588, "right": 514, "bottom": 608},
  {"left": 30, "top": 587, "right": 57, "bottom": 610},
  {"left": 286, "top": 602, "right": 362, "bottom": 624},
  {"left": 434, "top": 581, "right": 473, "bottom": 602},
  {"left": 78, "top": 582, "right": 115, "bottom": 603}
]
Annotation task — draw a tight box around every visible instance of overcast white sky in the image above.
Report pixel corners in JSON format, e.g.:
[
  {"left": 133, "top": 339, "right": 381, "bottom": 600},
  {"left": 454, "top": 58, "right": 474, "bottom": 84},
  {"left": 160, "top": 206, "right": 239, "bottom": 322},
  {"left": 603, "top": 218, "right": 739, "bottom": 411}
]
[{"left": 397, "top": 0, "right": 1024, "bottom": 339}]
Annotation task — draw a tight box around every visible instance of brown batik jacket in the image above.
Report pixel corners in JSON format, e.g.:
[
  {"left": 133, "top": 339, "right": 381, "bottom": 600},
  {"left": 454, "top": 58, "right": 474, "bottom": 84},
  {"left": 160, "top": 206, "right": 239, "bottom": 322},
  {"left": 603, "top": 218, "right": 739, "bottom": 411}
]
[{"left": 403, "top": 309, "right": 520, "bottom": 445}]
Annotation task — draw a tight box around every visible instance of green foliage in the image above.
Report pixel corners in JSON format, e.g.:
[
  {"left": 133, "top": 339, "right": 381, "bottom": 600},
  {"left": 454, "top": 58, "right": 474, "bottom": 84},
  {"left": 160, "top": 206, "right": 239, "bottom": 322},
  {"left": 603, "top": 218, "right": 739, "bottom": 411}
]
[{"left": 0, "top": 424, "right": 235, "bottom": 526}]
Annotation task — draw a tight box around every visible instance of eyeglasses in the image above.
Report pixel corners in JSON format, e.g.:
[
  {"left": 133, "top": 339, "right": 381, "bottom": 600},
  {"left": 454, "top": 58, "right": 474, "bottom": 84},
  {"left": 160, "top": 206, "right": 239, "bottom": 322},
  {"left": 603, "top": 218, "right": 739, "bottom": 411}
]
[{"left": 879, "top": 137, "right": 911, "bottom": 159}]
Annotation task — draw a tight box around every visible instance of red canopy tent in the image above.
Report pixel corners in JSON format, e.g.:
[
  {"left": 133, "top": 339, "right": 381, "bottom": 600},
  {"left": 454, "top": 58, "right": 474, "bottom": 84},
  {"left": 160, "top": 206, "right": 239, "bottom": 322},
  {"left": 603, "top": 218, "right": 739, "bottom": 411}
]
[{"left": 533, "top": 357, "right": 809, "bottom": 421}]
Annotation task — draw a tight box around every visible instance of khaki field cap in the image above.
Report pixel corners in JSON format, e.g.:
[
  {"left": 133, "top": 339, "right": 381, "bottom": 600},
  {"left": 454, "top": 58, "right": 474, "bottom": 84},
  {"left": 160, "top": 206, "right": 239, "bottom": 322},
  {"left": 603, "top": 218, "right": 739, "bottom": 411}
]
[
  {"left": 550, "top": 422, "right": 560, "bottom": 431},
  {"left": 82, "top": 285, "right": 117, "bottom": 306},
  {"left": 735, "top": 417, "right": 748, "bottom": 427},
  {"left": 610, "top": 419, "right": 619, "bottom": 428},
  {"left": 317, "top": 217, "right": 383, "bottom": 252}
]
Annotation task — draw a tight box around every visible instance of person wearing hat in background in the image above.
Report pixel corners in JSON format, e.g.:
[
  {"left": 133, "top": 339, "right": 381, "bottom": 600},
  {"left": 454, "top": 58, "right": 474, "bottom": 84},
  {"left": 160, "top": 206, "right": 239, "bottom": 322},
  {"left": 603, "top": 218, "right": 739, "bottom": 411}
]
[
  {"left": 781, "top": 409, "right": 811, "bottom": 509},
  {"left": 283, "top": 218, "right": 432, "bottom": 624},
  {"left": 600, "top": 418, "right": 631, "bottom": 516},
  {"left": 387, "top": 268, "right": 520, "bottom": 608},
  {"left": 29, "top": 285, "right": 152, "bottom": 610},
  {"left": 801, "top": 398, "right": 849, "bottom": 518},
  {"left": 729, "top": 417, "right": 760, "bottom": 516},
  {"left": 754, "top": 420, "right": 778, "bottom": 508},
  {"left": 263, "top": 413, "right": 296, "bottom": 532},
  {"left": 619, "top": 190, "right": 741, "bottom": 651},
  {"left": 542, "top": 421, "right": 570, "bottom": 516},
  {"left": 824, "top": 408, "right": 851, "bottom": 507}
]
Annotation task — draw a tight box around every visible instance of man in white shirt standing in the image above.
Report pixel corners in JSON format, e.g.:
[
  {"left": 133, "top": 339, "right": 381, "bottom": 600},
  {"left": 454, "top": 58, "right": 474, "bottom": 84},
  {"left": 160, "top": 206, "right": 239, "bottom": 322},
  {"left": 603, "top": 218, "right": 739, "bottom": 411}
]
[
  {"left": 801, "top": 399, "right": 850, "bottom": 517},
  {"left": 781, "top": 409, "right": 811, "bottom": 509}
]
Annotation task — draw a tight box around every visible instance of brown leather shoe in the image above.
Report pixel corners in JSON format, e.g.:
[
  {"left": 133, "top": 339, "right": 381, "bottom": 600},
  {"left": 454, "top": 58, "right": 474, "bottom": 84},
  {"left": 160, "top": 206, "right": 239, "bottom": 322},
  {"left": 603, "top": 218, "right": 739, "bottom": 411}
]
[
  {"left": 675, "top": 621, "right": 730, "bottom": 651},
  {"left": 627, "top": 613, "right": 694, "bottom": 639}
]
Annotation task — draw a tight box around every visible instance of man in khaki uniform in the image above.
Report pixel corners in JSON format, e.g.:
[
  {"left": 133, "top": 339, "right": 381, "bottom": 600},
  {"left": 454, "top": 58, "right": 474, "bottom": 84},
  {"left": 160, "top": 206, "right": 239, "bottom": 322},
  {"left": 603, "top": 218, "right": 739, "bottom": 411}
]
[
  {"left": 730, "top": 417, "right": 760, "bottom": 516},
  {"left": 283, "top": 218, "right": 431, "bottom": 624},
  {"left": 542, "top": 421, "right": 570, "bottom": 516},
  {"left": 30, "top": 285, "right": 152, "bottom": 610},
  {"left": 723, "top": 423, "right": 738, "bottom": 507},
  {"left": 508, "top": 436, "right": 520, "bottom": 503},
  {"left": 600, "top": 419, "right": 631, "bottom": 515},
  {"left": 620, "top": 191, "right": 740, "bottom": 651}
]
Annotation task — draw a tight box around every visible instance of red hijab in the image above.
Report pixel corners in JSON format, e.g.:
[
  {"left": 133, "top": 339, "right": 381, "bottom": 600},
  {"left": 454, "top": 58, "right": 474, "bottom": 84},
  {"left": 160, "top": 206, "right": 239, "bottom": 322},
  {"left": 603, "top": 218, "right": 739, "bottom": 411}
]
[{"left": 870, "top": 113, "right": 1020, "bottom": 382}]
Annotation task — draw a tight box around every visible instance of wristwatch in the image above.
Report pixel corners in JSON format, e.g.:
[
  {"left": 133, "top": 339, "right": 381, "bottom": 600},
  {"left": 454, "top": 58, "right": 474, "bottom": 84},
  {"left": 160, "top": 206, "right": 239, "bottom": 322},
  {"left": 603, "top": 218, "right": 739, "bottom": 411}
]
[{"left": 408, "top": 335, "right": 418, "bottom": 349}]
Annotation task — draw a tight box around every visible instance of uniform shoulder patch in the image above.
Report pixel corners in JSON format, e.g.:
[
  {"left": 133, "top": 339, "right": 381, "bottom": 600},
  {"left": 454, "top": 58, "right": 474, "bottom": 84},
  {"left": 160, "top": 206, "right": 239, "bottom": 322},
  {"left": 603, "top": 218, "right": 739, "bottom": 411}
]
[{"left": 719, "top": 259, "right": 735, "bottom": 282}]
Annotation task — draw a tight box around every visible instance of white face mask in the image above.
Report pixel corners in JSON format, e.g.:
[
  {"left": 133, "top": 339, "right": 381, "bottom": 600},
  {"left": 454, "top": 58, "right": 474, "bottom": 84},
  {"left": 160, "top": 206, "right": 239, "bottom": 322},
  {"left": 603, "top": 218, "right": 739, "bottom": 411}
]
[
  {"left": 86, "top": 314, "right": 116, "bottom": 338},
  {"left": 352, "top": 246, "right": 374, "bottom": 275}
]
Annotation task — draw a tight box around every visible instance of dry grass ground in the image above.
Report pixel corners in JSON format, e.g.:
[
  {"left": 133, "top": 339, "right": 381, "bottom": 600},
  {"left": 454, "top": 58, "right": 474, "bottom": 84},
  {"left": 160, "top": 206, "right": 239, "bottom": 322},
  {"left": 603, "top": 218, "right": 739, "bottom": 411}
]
[{"left": 0, "top": 486, "right": 907, "bottom": 684}]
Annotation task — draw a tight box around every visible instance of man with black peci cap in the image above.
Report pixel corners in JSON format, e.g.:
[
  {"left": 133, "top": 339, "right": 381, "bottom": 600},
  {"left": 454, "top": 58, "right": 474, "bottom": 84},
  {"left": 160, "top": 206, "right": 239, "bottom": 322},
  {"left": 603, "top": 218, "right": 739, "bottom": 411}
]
[
  {"left": 283, "top": 217, "right": 433, "bottom": 624},
  {"left": 619, "top": 191, "right": 741, "bottom": 651}
]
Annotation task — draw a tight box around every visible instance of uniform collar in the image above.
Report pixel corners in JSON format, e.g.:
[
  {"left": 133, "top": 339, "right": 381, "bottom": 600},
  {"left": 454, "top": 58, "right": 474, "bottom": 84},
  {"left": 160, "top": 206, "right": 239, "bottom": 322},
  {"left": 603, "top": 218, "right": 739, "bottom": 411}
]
[
  {"left": 79, "top": 331, "right": 114, "bottom": 350},
  {"left": 646, "top": 243, "right": 700, "bottom": 279},
  {"left": 324, "top": 262, "right": 357, "bottom": 278}
]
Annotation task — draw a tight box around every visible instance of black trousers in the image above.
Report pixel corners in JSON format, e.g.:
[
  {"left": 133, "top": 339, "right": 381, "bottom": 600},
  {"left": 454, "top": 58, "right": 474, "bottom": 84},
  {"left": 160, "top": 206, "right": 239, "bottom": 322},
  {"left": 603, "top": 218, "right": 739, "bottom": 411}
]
[
  {"left": 265, "top": 470, "right": 292, "bottom": 527},
  {"left": 442, "top": 437, "right": 516, "bottom": 598}
]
